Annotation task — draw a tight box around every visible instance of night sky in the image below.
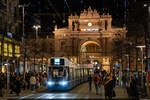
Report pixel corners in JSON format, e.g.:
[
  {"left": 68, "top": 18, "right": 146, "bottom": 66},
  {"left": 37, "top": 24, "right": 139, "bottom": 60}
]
[{"left": 19, "top": 0, "right": 148, "bottom": 38}]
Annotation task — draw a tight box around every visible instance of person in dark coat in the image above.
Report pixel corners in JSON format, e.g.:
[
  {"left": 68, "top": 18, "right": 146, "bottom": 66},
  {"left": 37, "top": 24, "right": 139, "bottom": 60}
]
[
  {"left": 88, "top": 74, "right": 92, "bottom": 91},
  {"left": 93, "top": 71, "right": 100, "bottom": 95},
  {"left": 14, "top": 76, "right": 21, "bottom": 96},
  {"left": 104, "top": 75, "right": 115, "bottom": 99},
  {"left": 0, "top": 76, "right": 3, "bottom": 97},
  {"left": 130, "top": 75, "right": 139, "bottom": 99}
]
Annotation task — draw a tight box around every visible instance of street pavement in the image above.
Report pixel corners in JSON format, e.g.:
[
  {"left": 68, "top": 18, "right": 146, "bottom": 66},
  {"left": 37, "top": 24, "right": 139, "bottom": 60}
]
[{"left": 0, "top": 82, "right": 129, "bottom": 99}]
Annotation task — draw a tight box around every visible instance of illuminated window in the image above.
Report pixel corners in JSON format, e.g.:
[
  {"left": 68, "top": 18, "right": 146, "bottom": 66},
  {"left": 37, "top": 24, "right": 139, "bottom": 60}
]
[
  {"left": 8, "top": 44, "right": 12, "bottom": 57},
  {"left": 15, "top": 45, "right": 20, "bottom": 57},
  {"left": 4, "top": 43, "right": 7, "bottom": 56},
  {"left": 0, "top": 42, "right": 1, "bottom": 55}
]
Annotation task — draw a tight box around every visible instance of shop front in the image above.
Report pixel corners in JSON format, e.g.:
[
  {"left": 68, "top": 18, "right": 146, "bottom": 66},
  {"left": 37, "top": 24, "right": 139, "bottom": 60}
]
[{"left": 0, "top": 36, "right": 21, "bottom": 73}]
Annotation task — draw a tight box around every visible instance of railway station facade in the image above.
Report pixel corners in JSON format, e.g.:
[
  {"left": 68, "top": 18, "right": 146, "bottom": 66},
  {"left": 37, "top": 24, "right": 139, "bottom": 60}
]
[{"left": 54, "top": 7, "right": 127, "bottom": 72}]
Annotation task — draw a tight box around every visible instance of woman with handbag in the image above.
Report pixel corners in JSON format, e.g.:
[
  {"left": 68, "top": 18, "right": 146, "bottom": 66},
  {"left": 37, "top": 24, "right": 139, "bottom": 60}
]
[{"left": 104, "top": 75, "right": 116, "bottom": 99}]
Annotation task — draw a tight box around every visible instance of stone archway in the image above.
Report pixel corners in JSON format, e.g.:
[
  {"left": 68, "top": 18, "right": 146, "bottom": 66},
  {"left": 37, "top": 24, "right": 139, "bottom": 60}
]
[{"left": 80, "top": 41, "right": 102, "bottom": 64}]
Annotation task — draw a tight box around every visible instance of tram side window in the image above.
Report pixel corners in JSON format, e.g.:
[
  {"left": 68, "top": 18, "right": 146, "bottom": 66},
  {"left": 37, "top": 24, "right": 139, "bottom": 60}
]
[
  {"left": 84, "top": 69, "right": 88, "bottom": 76},
  {"left": 73, "top": 69, "right": 76, "bottom": 80},
  {"left": 69, "top": 68, "right": 72, "bottom": 80},
  {"left": 64, "top": 67, "right": 69, "bottom": 80},
  {"left": 77, "top": 69, "right": 80, "bottom": 78},
  {"left": 48, "top": 67, "right": 52, "bottom": 79},
  {"left": 80, "top": 69, "right": 83, "bottom": 78}
]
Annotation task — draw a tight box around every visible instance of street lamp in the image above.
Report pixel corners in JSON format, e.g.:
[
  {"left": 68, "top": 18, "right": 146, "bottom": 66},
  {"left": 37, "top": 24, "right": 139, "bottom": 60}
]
[
  {"left": 33, "top": 25, "right": 41, "bottom": 72},
  {"left": 33, "top": 25, "right": 41, "bottom": 39},
  {"left": 18, "top": 5, "right": 26, "bottom": 77},
  {"left": 136, "top": 45, "right": 146, "bottom": 89}
]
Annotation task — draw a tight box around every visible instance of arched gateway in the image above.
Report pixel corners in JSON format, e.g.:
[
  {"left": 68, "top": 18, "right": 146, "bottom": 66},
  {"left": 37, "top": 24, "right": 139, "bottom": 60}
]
[{"left": 54, "top": 7, "right": 126, "bottom": 72}]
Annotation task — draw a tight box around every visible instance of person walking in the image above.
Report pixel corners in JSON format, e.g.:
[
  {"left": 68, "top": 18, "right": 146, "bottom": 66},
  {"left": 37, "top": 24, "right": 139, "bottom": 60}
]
[
  {"left": 30, "top": 74, "right": 36, "bottom": 91},
  {"left": 122, "top": 75, "right": 127, "bottom": 88},
  {"left": 130, "top": 75, "right": 139, "bottom": 99},
  {"left": 0, "top": 76, "right": 3, "bottom": 97},
  {"left": 14, "top": 76, "right": 21, "bottom": 96},
  {"left": 104, "top": 75, "right": 115, "bottom": 99},
  {"left": 93, "top": 70, "right": 100, "bottom": 95},
  {"left": 88, "top": 74, "right": 92, "bottom": 91}
]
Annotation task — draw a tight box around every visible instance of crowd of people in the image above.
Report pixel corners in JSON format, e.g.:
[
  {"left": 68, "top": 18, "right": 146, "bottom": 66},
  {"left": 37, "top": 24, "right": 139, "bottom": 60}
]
[
  {"left": 88, "top": 70, "right": 116, "bottom": 99},
  {"left": 0, "top": 69, "right": 146, "bottom": 99},
  {"left": 88, "top": 70, "right": 143, "bottom": 99},
  {"left": 0, "top": 71, "right": 48, "bottom": 97}
]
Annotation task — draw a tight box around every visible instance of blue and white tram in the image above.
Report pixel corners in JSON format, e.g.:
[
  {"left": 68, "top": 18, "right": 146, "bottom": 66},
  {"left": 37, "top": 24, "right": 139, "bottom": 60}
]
[{"left": 47, "top": 57, "right": 93, "bottom": 91}]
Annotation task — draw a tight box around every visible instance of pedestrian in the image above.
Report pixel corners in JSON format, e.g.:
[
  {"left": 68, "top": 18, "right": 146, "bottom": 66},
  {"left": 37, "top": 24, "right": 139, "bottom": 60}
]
[
  {"left": 36, "top": 74, "right": 40, "bottom": 89},
  {"left": 0, "top": 77, "right": 3, "bottom": 97},
  {"left": 43, "top": 75, "right": 47, "bottom": 86},
  {"left": 88, "top": 74, "right": 92, "bottom": 91},
  {"left": 26, "top": 73, "right": 30, "bottom": 89},
  {"left": 93, "top": 70, "right": 100, "bottom": 95},
  {"left": 130, "top": 75, "right": 139, "bottom": 99},
  {"left": 30, "top": 74, "right": 36, "bottom": 91},
  {"left": 22, "top": 78, "right": 27, "bottom": 90},
  {"left": 112, "top": 75, "right": 116, "bottom": 88},
  {"left": 104, "top": 75, "right": 115, "bottom": 99},
  {"left": 122, "top": 75, "right": 127, "bottom": 88},
  {"left": 14, "top": 76, "right": 21, "bottom": 96}
]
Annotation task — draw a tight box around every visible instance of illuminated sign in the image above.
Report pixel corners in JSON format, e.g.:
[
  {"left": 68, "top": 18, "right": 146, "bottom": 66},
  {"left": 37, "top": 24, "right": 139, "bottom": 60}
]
[
  {"left": 86, "top": 28, "right": 99, "bottom": 31},
  {"left": 51, "top": 58, "right": 64, "bottom": 65},
  {"left": 7, "top": 32, "right": 13, "bottom": 38},
  {"left": 54, "top": 58, "right": 60, "bottom": 65},
  {"left": 81, "top": 28, "right": 99, "bottom": 31}
]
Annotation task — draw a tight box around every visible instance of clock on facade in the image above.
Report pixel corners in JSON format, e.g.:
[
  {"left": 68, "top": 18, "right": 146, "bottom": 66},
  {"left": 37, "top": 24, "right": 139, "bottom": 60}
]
[{"left": 88, "top": 22, "right": 92, "bottom": 26}]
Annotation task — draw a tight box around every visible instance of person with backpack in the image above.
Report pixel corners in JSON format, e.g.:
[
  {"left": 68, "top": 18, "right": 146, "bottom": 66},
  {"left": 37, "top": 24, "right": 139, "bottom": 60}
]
[{"left": 93, "top": 70, "right": 100, "bottom": 95}]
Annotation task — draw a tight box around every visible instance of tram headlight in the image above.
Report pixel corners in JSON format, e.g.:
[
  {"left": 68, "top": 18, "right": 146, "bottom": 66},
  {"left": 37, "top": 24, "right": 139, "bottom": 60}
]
[
  {"left": 47, "top": 81, "right": 55, "bottom": 86},
  {"left": 59, "top": 81, "right": 68, "bottom": 86}
]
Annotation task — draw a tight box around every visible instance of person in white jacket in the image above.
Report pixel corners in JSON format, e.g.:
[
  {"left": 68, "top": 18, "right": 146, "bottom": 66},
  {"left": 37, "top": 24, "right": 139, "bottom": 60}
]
[{"left": 30, "top": 75, "right": 36, "bottom": 91}]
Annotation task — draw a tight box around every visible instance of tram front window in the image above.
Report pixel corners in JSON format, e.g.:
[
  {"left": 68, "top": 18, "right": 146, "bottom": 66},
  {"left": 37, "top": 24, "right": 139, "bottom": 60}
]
[{"left": 52, "top": 67, "right": 65, "bottom": 79}]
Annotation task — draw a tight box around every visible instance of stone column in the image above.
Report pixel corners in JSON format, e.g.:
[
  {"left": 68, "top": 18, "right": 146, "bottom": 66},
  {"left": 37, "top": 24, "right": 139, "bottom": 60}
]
[
  {"left": 68, "top": 17, "right": 73, "bottom": 31},
  {"left": 107, "top": 18, "right": 112, "bottom": 30}
]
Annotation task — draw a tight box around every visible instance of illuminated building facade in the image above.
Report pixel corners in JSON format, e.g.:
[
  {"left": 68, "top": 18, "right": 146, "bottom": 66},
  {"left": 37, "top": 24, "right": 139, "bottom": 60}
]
[
  {"left": 0, "top": 0, "right": 21, "bottom": 72},
  {"left": 0, "top": 36, "right": 20, "bottom": 72},
  {"left": 54, "top": 7, "right": 127, "bottom": 72}
]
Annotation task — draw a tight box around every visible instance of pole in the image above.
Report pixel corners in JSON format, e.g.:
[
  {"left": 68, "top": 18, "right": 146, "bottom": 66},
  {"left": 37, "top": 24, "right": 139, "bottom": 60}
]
[
  {"left": 22, "top": 5, "right": 26, "bottom": 79},
  {"left": 6, "top": 0, "right": 9, "bottom": 96},
  {"left": 141, "top": 48, "right": 144, "bottom": 89},
  {"left": 22, "top": 5, "right": 25, "bottom": 40},
  {"left": 36, "top": 28, "right": 38, "bottom": 40},
  {"left": 119, "top": 59, "right": 122, "bottom": 86},
  {"left": 6, "top": 63, "right": 9, "bottom": 96}
]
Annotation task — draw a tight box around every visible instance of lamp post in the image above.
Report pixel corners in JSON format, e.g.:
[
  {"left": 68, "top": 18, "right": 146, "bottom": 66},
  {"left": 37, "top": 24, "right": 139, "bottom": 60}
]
[
  {"left": 136, "top": 45, "right": 146, "bottom": 89},
  {"left": 33, "top": 25, "right": 41, "bottom": 72},
  {"left": 33, "top": 25, "right": 41, "bottom": 40},
  {"left": 18, "top": 5, "right": 27, "bottom": 78}
]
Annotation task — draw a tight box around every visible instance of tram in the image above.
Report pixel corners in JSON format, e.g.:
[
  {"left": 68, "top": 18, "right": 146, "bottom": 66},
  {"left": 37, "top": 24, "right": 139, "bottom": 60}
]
[{"left": 47, "top": 57, "right": 93, "bottom": 91}]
